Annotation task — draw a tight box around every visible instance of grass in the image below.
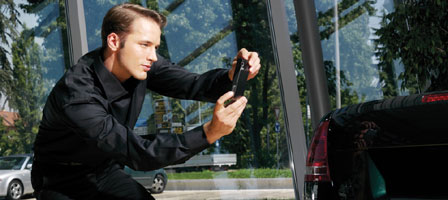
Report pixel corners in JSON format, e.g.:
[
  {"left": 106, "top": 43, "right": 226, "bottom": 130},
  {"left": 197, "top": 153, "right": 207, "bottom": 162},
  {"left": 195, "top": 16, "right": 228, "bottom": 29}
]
[{"left": 167, "top": 168, "right": 292, "bottom": 180}]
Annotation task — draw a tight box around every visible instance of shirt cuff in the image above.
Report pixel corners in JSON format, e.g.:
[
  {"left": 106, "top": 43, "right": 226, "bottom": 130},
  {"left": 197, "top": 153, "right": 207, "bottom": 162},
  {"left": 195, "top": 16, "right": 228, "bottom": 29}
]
[{"left": 183, "top": 125, "right": 210, "bottom": 153}]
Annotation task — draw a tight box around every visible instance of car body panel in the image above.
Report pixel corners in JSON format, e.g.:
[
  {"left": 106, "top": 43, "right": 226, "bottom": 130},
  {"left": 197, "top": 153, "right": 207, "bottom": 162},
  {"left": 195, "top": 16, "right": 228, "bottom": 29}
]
[
  {"left": 0, "top": 154, "right": 34, "bottom": 198},
  {"left": 305, "top": 91, "right": 448, "bottom": 199}
]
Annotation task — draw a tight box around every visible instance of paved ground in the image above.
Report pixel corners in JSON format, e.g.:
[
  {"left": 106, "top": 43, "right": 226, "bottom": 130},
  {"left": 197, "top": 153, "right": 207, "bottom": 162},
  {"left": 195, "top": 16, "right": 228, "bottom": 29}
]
[
  {"left": 20, "top": 189, "right": 296, "bottom": 200},
  {"left": 153, "top": 189, "right": 296, "bottom": 200}
]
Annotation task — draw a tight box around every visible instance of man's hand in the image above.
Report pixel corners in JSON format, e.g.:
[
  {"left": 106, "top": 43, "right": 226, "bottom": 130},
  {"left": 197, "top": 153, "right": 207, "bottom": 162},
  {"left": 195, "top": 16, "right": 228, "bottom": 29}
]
[
  {"left": 203, "top": 91, "right": 247, "bottom": 144},
  {"left": 229, "top": 48, "right": 261, "bottom": 81}
]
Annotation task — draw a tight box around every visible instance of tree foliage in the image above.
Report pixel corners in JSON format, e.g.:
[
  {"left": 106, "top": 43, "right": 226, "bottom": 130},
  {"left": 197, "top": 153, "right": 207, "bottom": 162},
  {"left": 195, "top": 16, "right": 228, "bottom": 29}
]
[
  {"left": 0, "top": 1, "right": 21, "bottom": 108},
  {"left": 289, "top": 0, "right": 374, "bottom": 143},
  {"left": 144, "top": 0, "right": 289, "bottom": 169},
  {"left": 10, "top": 28, "right": 45, "bottom": 154},
  {"left": 0, "top": 0, "right": 68, "bottom": 155},
  {"left": 374, "top": 0, "right": 448, "bottom": 96},
  {"left": 0, "top": 27, "right": 46, "bottom": 155},
  {"left": 219, "top": 0, "right": 285, "bottom": 168}
]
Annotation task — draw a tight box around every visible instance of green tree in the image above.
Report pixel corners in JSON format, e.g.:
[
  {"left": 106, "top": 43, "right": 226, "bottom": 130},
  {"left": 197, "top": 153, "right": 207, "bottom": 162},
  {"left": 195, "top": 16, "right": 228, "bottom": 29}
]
[
  {"left": 318, "top": 0, "right": 376, "bottom": 104},
  {"left": 374, "top": 1, "right": 448, "bottom": 95},
  {"left": 0, "top": 1, "right": 21, "bottom": 108},
  {"left": 7, "top": 28, "right": 46, "bottom": 154},
  {"left": 0, "top": 27, "right": 42, "bottom": 155},
  {"left": 0, "top": 128, "right": 22, "bottom": 156},
  {"left": 216, "top": 0, "right": 286, "bottom": 168},
  {"left": 147, "top": 0, "right": 288, "bottom": 169},
  {"left": 0, "top": 0, "right": 67, "bottom": 155},
  {"left": 0, "top": 27, "right": 45, "bottom": 156},
  {"left": 143, "top": 0, "right": 285, "bottom": 168},
  {"left": 20, "top": 0, "right": 70, "bottom": 79},
  {"left": 0, "top": 1, "right": 22, "bottom": 156}
]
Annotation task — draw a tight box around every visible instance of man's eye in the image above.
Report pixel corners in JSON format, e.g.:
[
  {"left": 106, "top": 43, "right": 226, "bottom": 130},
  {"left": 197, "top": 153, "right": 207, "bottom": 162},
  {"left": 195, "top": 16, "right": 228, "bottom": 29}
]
[{"left": 141, "top": 44, "right": 149, "bottom": 47}]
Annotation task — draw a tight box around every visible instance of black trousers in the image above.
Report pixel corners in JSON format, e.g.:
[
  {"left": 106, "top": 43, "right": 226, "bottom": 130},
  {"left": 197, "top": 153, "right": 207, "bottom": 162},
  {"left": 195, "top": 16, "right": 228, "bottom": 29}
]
[{"left": 31, "top": 160, "right": 154, "bottom": 200}]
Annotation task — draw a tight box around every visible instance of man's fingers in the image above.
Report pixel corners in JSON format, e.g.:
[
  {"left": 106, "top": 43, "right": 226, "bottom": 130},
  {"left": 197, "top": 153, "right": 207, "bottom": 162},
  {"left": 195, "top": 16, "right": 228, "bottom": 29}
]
[
  {"left": 248, "top": 55, "right": 260, "bottom": 69},
  {"left": 248, "top": 52, "right": 259, "bottom": 64},
  {"left": 216, "top": 91, "right": 234, "bottom": 109},
  {"left": 232, "top": 48, "right": 261, "bottom": 81},
  {"left": 247, "top": 53, "right": 261, "bottom": 80},
  {"left": 226, "top": 96, "right": 247, "bottom": 116},
  {"left": 237, "top": 48, "right": 250, "bottom": 60},
  {"left": 248, "top": 63, "right": 261, "bottom": 80},
  {"left": 233, "top": 97, "right": 247, "bottom": 117}
]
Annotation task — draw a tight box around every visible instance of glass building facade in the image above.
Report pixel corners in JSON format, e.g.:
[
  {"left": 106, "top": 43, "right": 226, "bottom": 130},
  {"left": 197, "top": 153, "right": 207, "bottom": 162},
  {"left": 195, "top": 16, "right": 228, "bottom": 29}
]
[
  {"left": 1, "top": 0, "right": 302, "bottom": 199},
  {"left": 1, "top": 0, "right": 446, "bottom": 199}
]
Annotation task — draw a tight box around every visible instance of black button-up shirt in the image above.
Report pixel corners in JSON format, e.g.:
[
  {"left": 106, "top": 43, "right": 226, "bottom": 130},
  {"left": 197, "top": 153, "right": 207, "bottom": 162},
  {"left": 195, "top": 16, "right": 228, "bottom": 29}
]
[{"left": 33, "top": 48, "right": 232, "bottom": 171}]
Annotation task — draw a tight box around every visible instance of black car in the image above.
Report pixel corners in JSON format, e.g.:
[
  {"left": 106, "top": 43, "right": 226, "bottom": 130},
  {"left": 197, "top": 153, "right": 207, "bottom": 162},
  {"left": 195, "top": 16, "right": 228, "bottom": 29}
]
[{"left": 304, "top": 91, "right": 448, "bottom": 199}]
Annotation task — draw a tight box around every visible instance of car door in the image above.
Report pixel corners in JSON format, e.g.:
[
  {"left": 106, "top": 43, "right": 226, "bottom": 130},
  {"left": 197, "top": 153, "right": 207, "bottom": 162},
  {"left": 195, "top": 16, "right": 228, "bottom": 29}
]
[{"left": 21, "top": 156, "right": 33, "bottom": 195}]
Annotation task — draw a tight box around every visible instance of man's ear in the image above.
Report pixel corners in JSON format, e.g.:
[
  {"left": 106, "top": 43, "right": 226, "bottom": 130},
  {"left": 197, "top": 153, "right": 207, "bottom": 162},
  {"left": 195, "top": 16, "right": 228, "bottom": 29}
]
[{"left": 107, "top": 33, "right": 120, "bottom": 51}]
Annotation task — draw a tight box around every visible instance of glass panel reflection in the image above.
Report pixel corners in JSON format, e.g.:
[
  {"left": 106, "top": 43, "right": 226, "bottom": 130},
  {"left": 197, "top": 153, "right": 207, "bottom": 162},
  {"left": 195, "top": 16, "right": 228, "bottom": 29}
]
[
  {"left": 318, "top": 0, "right": 382, "bottom": 106},
  {"left": 0, "top": 0, "right": 69, "bottom": 155},
  {"left": 83, "top": 0, "right": 136, "bottom": 50},
  {"left": 312, "top": 0, "right": 448, "bottom": 109},
  {"left": 286, "top": 0, "right": 448, "bottom": 145},
  {"left": 82, "top": 0, "right": 295, "bottom": 199}
]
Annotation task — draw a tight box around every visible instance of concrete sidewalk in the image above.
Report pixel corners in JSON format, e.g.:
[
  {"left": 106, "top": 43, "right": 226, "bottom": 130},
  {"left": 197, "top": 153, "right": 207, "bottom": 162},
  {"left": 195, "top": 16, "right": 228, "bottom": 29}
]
[
  {"left": 153, "top": 189, "right": 296, "bottom": 200},
  {"left": 166, "top": 178, "right": 293, "bottom": 190},
  {"left": 20, "top": 189, "right": 296, "bottom": 200},
  {"left": 20, "top": 178, "right": 295, "bottom": 200}
]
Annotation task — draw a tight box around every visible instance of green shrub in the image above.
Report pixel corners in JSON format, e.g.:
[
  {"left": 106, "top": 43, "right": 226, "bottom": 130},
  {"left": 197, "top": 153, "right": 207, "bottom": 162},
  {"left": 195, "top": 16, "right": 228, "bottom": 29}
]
[{"left": 167, "top": 168, "right": 292, "bottom": 180}]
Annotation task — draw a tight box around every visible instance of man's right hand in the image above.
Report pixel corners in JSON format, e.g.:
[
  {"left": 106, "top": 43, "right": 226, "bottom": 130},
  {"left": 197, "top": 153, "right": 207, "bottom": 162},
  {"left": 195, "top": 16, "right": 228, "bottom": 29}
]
[{"left": 203, "top": 91, "right": 247, "bottom": 144}]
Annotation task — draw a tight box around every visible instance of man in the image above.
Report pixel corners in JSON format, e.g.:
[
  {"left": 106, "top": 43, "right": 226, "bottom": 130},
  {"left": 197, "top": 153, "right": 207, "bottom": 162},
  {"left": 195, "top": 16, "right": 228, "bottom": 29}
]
[{"left": 31, "top": 3, "right": 260, "bottom": 200}]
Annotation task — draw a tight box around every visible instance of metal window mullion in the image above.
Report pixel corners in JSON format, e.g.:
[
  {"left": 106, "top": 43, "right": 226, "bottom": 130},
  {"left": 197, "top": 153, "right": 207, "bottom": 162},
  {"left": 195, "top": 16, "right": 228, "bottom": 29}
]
[
  {"left": 293, "top": 0, "right": 331, "bottom": 130},
  {"left": 66, "top": 0, "right": 89, "bottom": 66},
  {"left": 266, "top": 0, "right": 308, "bottom": 199}
]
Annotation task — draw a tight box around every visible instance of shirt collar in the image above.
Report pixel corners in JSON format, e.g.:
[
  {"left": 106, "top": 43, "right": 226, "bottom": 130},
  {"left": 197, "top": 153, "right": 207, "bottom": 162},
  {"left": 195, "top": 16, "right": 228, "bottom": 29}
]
[{"left": 92, "top": 48, "right": 128, "bottom": 101}]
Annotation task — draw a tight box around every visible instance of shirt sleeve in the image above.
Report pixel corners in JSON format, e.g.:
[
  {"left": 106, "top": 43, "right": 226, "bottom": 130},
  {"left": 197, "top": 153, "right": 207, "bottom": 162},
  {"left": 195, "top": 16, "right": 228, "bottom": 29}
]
[
  {"left": 62, "top": 96, "right": 210, "bottom": 171},
  {"left": 147, "top": 54, "right": 232, "bottom": 102}
]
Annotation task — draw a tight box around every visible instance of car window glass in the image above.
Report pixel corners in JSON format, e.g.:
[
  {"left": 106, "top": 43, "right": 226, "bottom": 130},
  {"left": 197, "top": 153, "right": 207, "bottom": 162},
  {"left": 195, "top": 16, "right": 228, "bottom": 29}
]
[{"left": 0, "top": 157, "right": 25, "bottom": 170}]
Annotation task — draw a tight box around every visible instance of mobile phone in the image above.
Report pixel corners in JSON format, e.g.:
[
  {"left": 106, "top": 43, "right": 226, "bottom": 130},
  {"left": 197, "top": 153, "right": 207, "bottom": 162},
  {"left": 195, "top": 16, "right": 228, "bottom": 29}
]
[{"left": 231, "top": 58, "right": 250, "bottom": 98}]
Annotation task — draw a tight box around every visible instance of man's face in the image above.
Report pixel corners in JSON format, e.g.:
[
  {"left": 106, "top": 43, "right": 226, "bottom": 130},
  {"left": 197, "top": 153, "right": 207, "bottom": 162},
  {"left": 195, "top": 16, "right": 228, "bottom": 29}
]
[{"left": 116, "top": 17, "right": 161, "bottom": 81}]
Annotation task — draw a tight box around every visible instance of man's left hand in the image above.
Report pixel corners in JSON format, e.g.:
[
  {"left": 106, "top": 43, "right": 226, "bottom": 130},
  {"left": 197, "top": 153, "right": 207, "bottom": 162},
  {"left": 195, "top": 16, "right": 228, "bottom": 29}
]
[{"left": 229, "top": 48, "right": 261, "bottom": 81}]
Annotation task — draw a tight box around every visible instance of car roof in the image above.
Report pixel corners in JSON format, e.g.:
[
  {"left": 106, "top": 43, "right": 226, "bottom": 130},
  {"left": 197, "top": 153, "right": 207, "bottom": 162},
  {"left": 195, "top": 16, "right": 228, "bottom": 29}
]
[
  {"left": 331, "top": 91, "right": 447, "bottom": 127},
  {"left": 329, "top": 91, "right": 448, "bottom": 145}
]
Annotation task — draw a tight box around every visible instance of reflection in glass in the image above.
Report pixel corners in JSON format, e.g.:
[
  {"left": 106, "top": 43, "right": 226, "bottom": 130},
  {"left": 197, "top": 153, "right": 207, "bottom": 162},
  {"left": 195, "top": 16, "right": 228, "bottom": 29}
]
[
  {"left": 289, "top": 0, "right": 448, "bottom": 143},
  {"left": 82, "top": 0, "right": 295, "bottom": 198},
  {"left": 160, "top": 0, "right": 294, "bottom": 192},
  {"left": 0, "top": 0, "right": 69, "bottom": 156},
  {"left": 313, "top": 0, "right": 448, "bottom": 107},
  {"left": 373, "top": 1, "right": 448, "bottom": 94},
  {"left": 317, "top": 0, "right": 380, "bottom": 106},
  {"left": 83, "top": 0, "right": 134, "bottom": 50}
]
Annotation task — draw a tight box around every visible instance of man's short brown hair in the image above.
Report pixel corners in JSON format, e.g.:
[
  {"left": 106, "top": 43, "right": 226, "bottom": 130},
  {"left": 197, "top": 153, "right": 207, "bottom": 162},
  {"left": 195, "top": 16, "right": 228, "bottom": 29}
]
[{"left": 101, "top": 3, "right": 166, "bottom": 48}]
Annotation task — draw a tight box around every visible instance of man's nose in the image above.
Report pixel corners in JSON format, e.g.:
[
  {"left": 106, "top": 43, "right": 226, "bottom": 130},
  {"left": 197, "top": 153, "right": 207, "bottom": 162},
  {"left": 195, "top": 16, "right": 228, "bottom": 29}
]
[{"left": 147, "top": 48, "right": 158, "bottom": 62}]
